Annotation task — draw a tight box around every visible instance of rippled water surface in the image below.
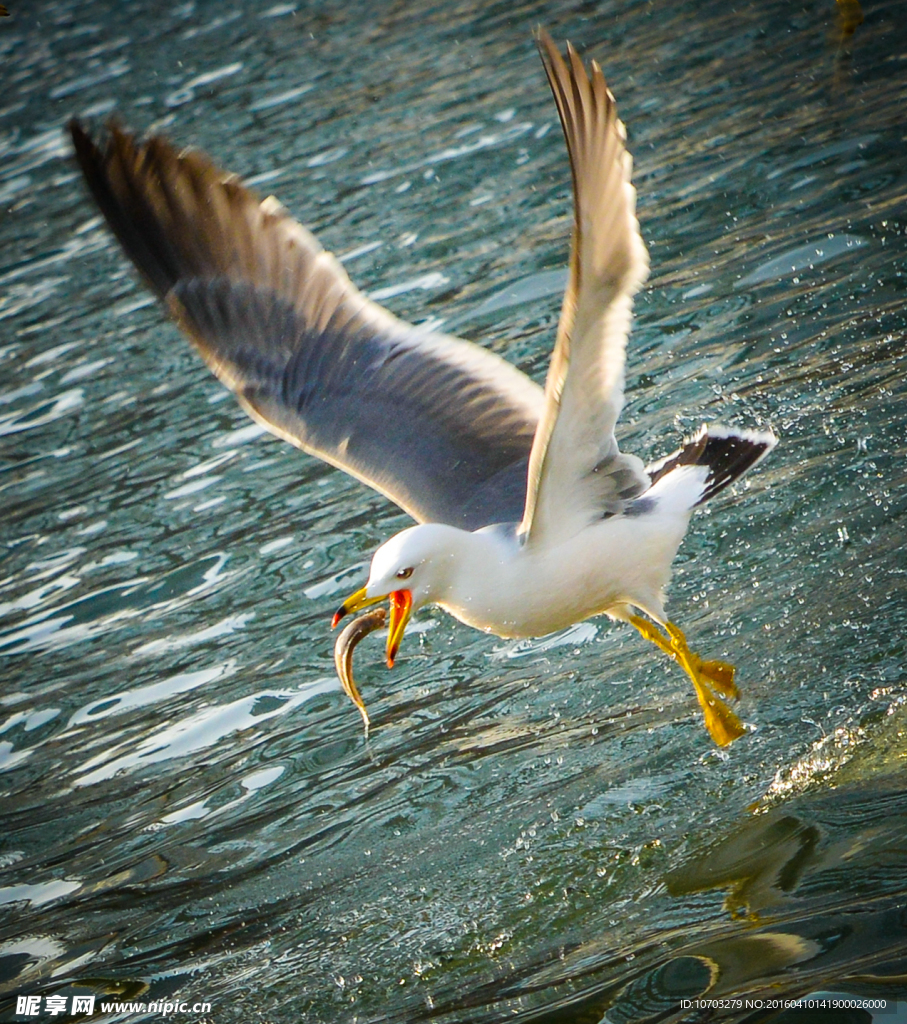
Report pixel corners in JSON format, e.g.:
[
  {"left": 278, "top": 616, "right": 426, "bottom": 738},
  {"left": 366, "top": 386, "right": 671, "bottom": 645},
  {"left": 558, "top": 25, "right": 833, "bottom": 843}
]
[{"left": 2, "top": 1, "right": 907, "bottom": 1021}]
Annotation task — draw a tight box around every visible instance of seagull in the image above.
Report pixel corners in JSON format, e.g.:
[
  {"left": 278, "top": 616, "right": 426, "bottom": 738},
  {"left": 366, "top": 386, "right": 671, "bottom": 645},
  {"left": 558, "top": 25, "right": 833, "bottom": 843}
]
[{"left": 70, "top": 30, "right": 776, "bottom": 746}]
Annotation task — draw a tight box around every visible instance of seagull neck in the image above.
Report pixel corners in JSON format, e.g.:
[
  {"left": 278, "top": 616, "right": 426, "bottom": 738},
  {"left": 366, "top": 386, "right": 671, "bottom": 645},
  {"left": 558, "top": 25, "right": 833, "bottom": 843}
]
[{"left": 435, "top": 522, "right": 521, "bottom": 625}]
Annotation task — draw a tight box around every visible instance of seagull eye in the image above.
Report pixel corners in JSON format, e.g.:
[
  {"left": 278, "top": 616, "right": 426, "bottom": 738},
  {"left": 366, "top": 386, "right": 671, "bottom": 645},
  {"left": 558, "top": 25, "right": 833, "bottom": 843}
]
[{"left": 395, "top": 567, "right": 414, "bottom": 580}]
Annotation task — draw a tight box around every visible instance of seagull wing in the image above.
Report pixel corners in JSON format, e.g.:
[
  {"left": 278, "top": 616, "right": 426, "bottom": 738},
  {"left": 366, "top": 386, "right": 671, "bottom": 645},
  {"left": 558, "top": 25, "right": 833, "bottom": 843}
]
[
  {"left": 70, "top": 121, "right": 543, "bottom": 531},
  {"left": 519, "top": 32, "right": 651, "bottom": 545}
]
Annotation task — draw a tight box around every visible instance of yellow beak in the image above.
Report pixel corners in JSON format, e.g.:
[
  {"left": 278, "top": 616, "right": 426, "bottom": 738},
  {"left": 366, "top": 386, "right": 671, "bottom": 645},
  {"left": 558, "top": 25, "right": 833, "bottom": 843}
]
[
  {"left": 332, "top": 586, "right": 413, "bottom": 669},
  {"left": 331, "top": 586, "right": 384, "bottom": 628}
]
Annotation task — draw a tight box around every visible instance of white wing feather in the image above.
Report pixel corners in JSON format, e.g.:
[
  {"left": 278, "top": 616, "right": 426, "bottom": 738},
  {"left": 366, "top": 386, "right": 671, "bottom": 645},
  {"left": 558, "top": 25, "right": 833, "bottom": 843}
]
[{"left": 521, "top": 32, "right": 650, "bottom": 545}]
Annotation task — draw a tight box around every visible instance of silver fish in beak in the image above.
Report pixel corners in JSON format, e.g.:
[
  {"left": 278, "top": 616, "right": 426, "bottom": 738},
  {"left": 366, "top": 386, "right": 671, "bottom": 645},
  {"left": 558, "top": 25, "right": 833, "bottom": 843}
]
[{"left": 333, "top": 606, "right": 387, "bottom": 733}]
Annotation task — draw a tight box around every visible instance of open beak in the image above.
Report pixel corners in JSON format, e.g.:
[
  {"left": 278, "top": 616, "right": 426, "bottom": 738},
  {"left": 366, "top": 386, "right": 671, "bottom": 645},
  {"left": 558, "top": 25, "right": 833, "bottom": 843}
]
[
  {"left": 333, "top": 586, "right": 413, "bottom": 667},
  {"left": 386, "top": 589, "right": 412, "bottom": 668},
  {"left": 331, "top": 586, "right": 384, "bottom": 629}
]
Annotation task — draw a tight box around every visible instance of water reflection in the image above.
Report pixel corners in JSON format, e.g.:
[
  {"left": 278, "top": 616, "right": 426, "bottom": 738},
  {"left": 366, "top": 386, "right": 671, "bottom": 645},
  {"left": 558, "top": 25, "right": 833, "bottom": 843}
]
[
  {"left": 0, "top": 553, "right": 232, "bottom": 655},
  {"left": 736, "top": 234, "right": 868, "bottom": 288},
  {"left": 1, "top": 0, "right": 906, "bottom": 1020},
  {"left": 555, "top": 776, "right": 907, "bottom": 1024}
]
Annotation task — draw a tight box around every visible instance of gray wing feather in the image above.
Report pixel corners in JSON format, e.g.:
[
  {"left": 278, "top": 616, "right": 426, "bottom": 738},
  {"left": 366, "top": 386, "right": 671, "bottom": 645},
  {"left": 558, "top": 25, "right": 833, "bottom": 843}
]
[
  {"left": 520, "top": 32, "right": 651, "bottom": 543},
  {"left": 70, "top": 121, "right": 543, "bottom": 530}
]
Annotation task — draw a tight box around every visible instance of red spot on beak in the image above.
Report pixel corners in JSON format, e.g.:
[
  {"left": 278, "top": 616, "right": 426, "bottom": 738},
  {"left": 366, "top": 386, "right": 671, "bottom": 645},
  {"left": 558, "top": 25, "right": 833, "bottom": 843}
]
[{"left": 386, "top": 589, "right": 413, "bottom": 668}]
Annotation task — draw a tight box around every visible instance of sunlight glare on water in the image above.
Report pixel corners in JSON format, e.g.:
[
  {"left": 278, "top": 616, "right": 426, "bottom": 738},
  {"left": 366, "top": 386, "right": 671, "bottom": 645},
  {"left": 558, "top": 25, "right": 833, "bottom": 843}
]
[{"left": 1, "top": 1, "right": 907, "bottom": 1021}]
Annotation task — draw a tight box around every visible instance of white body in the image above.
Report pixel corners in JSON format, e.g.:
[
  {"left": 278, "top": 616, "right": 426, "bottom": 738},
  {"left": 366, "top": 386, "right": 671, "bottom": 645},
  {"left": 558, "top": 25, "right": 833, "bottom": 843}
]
[{"left": 365, "top": 465, "right": 707, "bottom": 637}]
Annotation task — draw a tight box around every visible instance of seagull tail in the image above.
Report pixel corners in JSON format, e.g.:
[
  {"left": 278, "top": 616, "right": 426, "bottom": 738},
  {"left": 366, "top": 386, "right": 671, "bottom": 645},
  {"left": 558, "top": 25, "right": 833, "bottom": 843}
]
[{"left": 646, "top": 424, "right": 777, "bottom": 507}]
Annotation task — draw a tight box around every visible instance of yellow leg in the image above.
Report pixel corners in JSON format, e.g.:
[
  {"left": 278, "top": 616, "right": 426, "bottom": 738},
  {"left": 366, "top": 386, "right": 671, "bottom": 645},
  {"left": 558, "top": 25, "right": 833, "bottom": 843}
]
[
  {"left": 627, "top": 615, "right": 738, "bottom": 698},
  {"left": 627, "top": 615, "right": 745, "bottom": 747}
]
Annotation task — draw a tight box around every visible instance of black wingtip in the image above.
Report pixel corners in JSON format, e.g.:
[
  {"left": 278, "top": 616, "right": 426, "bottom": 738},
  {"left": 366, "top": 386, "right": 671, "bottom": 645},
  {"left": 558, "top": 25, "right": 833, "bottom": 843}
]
[
  {"left": 648, "top": 425, "right": 777, "bottom": 505},
  {"left": 68, "top": 117, "right": 92, "bottom": 165},
  {"left": 68, "top": 119, "right": 191, "bottom": 301}
]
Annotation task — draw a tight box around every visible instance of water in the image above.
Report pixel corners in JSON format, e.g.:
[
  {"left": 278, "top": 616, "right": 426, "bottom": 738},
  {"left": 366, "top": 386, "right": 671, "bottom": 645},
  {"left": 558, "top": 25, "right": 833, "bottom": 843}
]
[{"left": 2, "top": 0, "right": 907, "bottom": 1021}]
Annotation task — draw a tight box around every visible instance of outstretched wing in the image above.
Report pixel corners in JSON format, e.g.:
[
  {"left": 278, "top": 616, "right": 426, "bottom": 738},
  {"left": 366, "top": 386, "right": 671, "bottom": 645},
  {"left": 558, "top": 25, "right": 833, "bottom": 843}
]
[
  {"left": 70, "top": 121, "right": 543, "bottom": 531},
  {"left": 519, "top": 32, "right": 651, "bottom": 545}
]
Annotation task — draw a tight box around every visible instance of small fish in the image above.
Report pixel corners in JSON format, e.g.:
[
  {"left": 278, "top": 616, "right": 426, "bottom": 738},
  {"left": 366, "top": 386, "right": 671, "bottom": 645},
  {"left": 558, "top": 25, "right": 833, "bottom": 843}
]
[
  {"left": 0, "top": 5, "right": 10, "bottom": 16},
  {"left": 333, "top": 606, "right": 387, "bottom": 732}
]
